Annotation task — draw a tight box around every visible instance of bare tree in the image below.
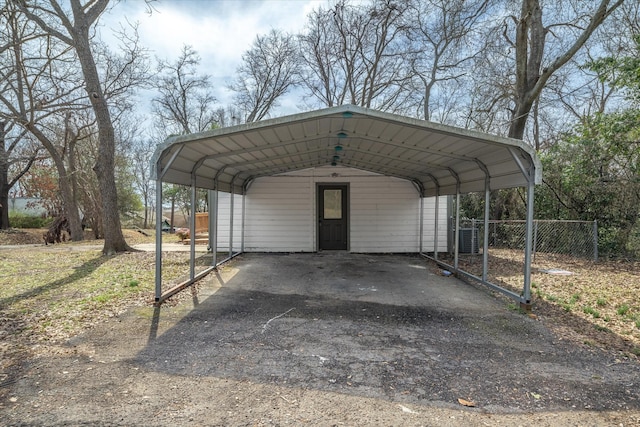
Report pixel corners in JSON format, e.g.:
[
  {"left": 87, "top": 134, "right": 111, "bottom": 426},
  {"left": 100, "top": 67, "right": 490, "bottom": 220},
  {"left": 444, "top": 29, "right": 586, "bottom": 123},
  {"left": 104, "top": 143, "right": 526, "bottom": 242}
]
[
  {"left": 298, "top": 0, "right": 411, "bottom": 111},
  {"left": 152, "top": 45, "right": 218, "bottom": 135},
  {"left": 131, "top": 138, "right": 156, "bottom": 229},
  {"left": 151, "top": 45, "right": 220, "bottom": 230},
  {"left": 17, "top": 0, "right": 145, "bottom": 254},
  {"left": 0, "top": 2, "right": 88, "bottom": 238},
  {"left": 297, "top": 5, "right": 346, "bottom": 107},
  {"left": 405, "top": 0, "right": 490, "bottom": 122},
  {"left": 0, "top": 5, "right": 44, "bottom": 229},
  {"left": 0, "top": 121, "right": 43, "bottom": 229},
  {"left": 505, "top": 0, "right": 624, "bottom": 140},
  {"left": 230, "top": 29, "right": 300, "bottom": 123}
]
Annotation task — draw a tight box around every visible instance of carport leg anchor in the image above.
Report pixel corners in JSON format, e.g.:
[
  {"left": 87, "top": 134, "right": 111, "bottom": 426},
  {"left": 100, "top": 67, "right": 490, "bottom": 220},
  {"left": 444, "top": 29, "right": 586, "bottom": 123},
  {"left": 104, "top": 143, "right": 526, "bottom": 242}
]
[{"left": 520, "top": 301, "right": 532, "bottom": 312}]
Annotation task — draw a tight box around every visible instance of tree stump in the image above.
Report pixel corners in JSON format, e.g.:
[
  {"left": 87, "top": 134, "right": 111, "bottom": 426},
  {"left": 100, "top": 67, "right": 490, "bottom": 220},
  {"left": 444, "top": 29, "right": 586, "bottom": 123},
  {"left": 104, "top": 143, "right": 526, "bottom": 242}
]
[{"left": 43, "top": 216, "right": 71, "bottom": 245}]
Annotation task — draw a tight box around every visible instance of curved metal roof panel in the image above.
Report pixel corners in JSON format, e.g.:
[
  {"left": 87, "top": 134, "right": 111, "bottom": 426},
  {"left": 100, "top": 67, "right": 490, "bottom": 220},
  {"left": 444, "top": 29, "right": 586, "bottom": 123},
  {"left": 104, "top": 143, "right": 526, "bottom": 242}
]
[{"left": 151, "top": 105, "right": 542, "bottom": 196}]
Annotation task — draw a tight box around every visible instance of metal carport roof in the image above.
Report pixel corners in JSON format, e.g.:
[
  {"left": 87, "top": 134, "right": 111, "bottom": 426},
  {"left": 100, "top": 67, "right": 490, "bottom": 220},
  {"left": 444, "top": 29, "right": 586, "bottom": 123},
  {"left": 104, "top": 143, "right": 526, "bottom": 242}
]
[
  {"left": 152, "top": 104, "right": 542, "bottom": 309},
  {"left": 152, "top": 105, "right": 541, "bottom": 195}
]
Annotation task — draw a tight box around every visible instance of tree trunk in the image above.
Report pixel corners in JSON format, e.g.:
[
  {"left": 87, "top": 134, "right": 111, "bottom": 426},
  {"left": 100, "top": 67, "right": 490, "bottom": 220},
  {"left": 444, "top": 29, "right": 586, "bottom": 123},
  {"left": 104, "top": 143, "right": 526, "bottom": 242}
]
[
  {"left": 15, "top": 0, "right": 130, "bottom": 252},
  {"left": 27, "top": 126, "right": 84, "bottom": 241},
  {"left": 143, "top": 200, "right": 149, "bottom": 229},
  {"left": 71, "top": 9, "right": 129, "bottom": 254},
  {"left": 0, "top": 121, "right": 8, "bottom": 229},
  {"left": 65, "top": 120, "right": 84, "bottom": 240},
  {"left": 508, "top": 0, "right": 624, "bottom": 141}
]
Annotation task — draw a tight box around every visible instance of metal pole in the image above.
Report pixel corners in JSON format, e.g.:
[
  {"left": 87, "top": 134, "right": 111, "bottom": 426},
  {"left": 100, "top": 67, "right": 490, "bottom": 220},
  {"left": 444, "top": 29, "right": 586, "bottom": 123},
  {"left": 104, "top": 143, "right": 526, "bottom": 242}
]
[
  {"left": 532, "top": 221, "right": 538, "bottom": 262},
  {"left": 241, "top": 186, "right": 246, "bottom": 252},
  {"left": 593, "top": 220, "right": 598, "bottom": 262},
  {"left": 229, "top": 184, "right": 235, "bottom": 259},
  {"left": 189, "top": 178, "right": 196, "bottom": 281},
  {"left": 522, "top": 178, "right": 535, "bottom": 306},
  {"left": 419, "top": 194, "right": 424, "bottom": 253},
  {"left": 483, "top": 181, "right": 490, "bottom": 282},
  {"left": 434, "top": 191, "right": 439, "bottom": 260},
  {"left": 154, "top": 178, "right": 163, "bottom": 302},
  {"left": 208, "top": 189, "right": 215, "bottom": 253},
  {"left": 454, "top": 187, "right": 460, "bottom": 272},
  {"left": 213, "top": 187, "right": 219, "bottom": 267},
  {"left": 471, "top": 218, "right": 476, "bottom": 255}
]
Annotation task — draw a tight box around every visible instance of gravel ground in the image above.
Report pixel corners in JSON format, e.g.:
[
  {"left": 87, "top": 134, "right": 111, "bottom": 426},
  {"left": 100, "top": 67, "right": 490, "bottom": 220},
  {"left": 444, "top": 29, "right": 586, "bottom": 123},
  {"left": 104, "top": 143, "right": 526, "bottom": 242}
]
[{"left": 2, "top": 253, "right": 640, "bottom": 426}]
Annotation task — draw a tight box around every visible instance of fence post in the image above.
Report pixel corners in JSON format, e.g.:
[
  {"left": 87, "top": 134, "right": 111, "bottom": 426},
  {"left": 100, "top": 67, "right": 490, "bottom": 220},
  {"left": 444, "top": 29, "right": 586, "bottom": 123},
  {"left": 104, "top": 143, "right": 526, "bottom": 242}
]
[
  {"left": 471, "top": 218, "right": 476, "bottom": 256},
  {"left": 532, "top": 221, "right": 538, "bottom": 262},
  {"left": 593, "top": 220, "right": 598, "bottom": 262}
]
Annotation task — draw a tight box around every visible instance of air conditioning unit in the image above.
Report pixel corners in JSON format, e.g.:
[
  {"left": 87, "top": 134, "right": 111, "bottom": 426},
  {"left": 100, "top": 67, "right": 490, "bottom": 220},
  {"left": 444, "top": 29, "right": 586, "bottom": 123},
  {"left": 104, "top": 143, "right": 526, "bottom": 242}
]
[{"left": 458, "top": 228, "right": 479, "bottom": 254}]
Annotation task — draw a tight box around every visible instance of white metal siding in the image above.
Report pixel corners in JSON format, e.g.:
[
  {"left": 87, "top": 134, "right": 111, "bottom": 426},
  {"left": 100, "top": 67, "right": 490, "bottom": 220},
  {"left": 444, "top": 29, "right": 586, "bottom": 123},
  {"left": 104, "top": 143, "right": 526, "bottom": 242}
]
[
  {"left": 243, "top": 176, "right": 314, "bottom": 252},
  {"left": 214, "top": 192, "right": 243, "bottom": 251},
  {"left": 228, "top": 166, "right": 448, "bottom": 253},
  {"left": 349, "top": 176, "right": 419, "bottom": 252},
  {"left": 421, "top": 197, "right": 449, "bottom": 253}
]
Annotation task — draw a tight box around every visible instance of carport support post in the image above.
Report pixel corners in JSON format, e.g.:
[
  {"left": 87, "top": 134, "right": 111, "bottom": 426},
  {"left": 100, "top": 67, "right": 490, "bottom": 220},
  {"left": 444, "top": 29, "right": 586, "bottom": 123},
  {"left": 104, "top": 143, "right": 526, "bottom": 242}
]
[
  {"left": 483, "top": 179, "right": 490, "bottom": 282},
  {"left": 154, "top": 177, "right": 163, "bottom": 302},
  {"left": 454, "top": 188, "right": 460, "bottom": 273},
  {"left": 189, "top": 177, "right": 196, "bottom": 280},
  {"left": 229, "top": 183, "right": 235, "bottom": 259},
  {"left": 212, "top": 187, "right": 219, "bottom": 267},
  {"left": 434, "top": 191, "right": 439, "bottom": 260},
  {"left": 241, "top": 187, "right": 246, "bottom": 252},
  {"left": 419, "top": 194, "right": 424, "bottom": 253},
  {"left": 522, "top": 178, "right": 535, "bottom": 310},
  {"left": 208, "top": 189, "right": 215, "bottom": 254}
]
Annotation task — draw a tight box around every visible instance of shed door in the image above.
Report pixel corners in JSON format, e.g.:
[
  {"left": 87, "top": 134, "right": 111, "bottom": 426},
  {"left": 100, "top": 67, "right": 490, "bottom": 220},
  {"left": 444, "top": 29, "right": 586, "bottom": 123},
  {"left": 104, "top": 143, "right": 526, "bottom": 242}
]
[{"left": 318, "top": 184, "right": 348, "bottom": 250}]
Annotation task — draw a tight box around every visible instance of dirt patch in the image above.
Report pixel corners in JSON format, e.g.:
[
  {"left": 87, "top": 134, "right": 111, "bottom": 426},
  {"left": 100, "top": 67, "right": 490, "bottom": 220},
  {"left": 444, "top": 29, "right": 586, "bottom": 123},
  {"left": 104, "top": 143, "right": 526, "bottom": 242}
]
[
  {"left": 0, "top": 228, "right": 47, "bottom": 245},
  {"left": 1, "top": 253, "right": 640, "bottom": 425},
  {"left": 0, "top": 227, "right": 157, "bottom": 247}
]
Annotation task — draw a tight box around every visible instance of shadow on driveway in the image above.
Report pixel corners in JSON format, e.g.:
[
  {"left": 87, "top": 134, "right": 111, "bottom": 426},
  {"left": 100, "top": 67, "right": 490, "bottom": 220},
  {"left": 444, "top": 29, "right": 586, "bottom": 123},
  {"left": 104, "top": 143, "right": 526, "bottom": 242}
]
[{"left": 136, "top": 253, "right": 640, "bottom": 412}]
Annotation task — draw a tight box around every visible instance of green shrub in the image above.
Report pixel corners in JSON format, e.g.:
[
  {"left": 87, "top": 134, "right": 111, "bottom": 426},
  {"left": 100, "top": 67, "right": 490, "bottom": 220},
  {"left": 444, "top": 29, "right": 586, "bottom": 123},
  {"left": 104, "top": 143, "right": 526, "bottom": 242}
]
[{"left": 9, "top": 214, "right": 52, "bottom": 229}]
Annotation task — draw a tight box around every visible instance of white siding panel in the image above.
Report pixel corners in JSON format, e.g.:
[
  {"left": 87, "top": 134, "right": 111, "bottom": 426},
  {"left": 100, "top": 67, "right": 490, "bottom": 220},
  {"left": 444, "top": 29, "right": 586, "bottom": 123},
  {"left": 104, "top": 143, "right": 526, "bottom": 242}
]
[
  {"left": 421, "top": 196, "right": 449, "bottom": 253},
  {"left": 244, "top": 176, "right": 315, "bottom": 252},
  {"left": 214, "top": 192, "right": 243, "bottom": 251},
  {"left": 216, "top": 166, "right": 448, "bottom": 253},
  {"left": 350, "top": 177, "right": 420, "bottom": 252}
]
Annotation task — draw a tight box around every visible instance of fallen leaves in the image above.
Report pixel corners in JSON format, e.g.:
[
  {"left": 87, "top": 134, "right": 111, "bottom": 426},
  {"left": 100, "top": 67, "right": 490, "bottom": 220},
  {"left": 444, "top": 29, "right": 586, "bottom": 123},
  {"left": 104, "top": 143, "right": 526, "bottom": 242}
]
[
  {"left": 457, "top": 398, "right": 476, "bottom": 407},
  {"left": 449, "top": 249, "right": 640, "bottom": 356}
]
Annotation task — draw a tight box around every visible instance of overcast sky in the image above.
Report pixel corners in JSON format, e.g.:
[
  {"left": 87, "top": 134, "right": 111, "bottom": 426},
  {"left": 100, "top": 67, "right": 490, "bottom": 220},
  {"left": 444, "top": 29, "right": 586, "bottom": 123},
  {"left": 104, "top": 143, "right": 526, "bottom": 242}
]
[{"left": 102, "top": 0, "right": 329, "bottom": 119}]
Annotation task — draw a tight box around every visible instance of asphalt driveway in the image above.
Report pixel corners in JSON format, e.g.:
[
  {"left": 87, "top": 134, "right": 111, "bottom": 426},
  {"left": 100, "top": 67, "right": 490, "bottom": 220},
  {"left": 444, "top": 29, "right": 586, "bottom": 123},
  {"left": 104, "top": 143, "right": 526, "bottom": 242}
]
[{"left": 139, "top": 253, "right": 639, "bottom": 411}]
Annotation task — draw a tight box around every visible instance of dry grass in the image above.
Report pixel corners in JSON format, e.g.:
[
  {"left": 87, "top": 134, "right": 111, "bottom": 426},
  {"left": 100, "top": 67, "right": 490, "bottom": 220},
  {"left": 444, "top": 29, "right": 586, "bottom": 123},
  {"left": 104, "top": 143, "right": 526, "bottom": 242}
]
[
  {"left": 452, "top": 249, "right": 640, "bottom": 357},
  {"left": 0, "top": 228, "right": 210, "bottom": 381}
]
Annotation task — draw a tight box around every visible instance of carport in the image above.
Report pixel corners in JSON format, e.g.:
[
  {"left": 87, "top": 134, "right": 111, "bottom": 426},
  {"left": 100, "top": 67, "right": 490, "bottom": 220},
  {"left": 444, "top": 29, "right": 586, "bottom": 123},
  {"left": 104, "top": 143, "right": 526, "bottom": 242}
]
[{"left": 151, "top": 105, "right": 541, "bottom": 307}]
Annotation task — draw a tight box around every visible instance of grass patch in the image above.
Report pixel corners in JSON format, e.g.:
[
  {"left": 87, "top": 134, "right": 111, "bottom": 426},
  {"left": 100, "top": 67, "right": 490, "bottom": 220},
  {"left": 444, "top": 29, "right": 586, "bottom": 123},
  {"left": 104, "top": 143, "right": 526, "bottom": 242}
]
[
  {"left": 0, "top": 239, "right": 199, "bottom": 345},
  {"left": 507, "top": 303, "right": 527, "bottom": 315},
  {"left": 596, "top": 298, "right": 607, "bottom": 307},
  {"left": 91, "top": 293, "right": 114, "bottom": 304},
  {"left": 583, "top": 306, "right": 601, "bottom": 319},
  {"left": 617, "top": 304, "right": 630, "bottom": 316}
]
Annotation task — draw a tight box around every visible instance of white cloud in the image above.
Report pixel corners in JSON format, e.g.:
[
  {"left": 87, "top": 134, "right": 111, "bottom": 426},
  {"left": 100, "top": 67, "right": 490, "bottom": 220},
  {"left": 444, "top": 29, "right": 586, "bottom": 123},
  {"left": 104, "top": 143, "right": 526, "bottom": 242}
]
[{"left": 102, "top": 0, "right": 328, "bottom": 114}]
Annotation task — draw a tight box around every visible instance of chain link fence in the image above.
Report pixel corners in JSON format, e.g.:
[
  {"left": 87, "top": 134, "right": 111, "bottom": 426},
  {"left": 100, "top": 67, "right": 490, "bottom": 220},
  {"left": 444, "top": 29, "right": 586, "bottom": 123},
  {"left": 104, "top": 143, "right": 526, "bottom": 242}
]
[{"left": 454, "top": 219, "right": 598, "bottom": 261}]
